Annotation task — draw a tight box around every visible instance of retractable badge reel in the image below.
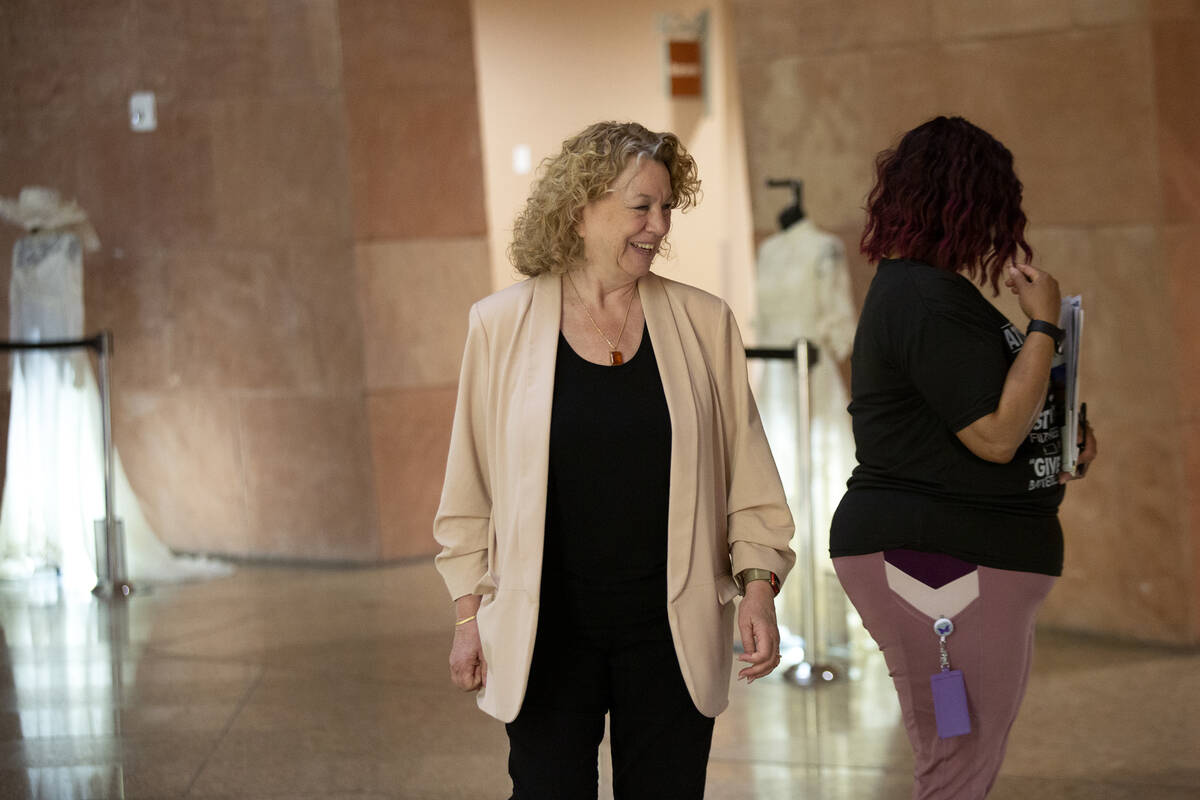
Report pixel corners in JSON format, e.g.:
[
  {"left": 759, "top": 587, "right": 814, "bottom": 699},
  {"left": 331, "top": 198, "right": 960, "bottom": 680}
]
[{"left": 930, "top": 616, "right": 971, "bottom": 738}]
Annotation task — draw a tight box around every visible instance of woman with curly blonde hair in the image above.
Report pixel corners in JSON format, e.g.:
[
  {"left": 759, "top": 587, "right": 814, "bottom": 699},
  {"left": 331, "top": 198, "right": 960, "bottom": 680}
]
[
  {"left": 508, "top": 121, "right": 700, "bottom": 277},
  {"left": 434, "top": 120, "right": 795, "bottom": 799}
]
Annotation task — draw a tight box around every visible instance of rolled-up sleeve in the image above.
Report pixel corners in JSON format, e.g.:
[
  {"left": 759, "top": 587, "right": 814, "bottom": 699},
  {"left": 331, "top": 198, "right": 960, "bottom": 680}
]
[
  {"left": 433, "top": 304, "right": 494, "bottom": 600},
  {"left": 715, "top": 304, "right": 797, "bottom": 582}
]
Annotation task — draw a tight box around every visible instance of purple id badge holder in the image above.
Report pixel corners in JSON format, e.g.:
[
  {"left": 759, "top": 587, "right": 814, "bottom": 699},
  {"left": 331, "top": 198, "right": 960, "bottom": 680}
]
[{"left": 930, "top": 617, "right": 971, "bottom": 738}]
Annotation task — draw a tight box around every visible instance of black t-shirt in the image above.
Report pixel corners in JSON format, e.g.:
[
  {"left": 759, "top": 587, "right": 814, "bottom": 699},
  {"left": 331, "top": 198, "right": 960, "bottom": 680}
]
[
  {"left": 542, "top": 326, "right": 673, "bottom": 625},
  {"left": 830, "top": 258, "right": 1065, "bottom": 575}
]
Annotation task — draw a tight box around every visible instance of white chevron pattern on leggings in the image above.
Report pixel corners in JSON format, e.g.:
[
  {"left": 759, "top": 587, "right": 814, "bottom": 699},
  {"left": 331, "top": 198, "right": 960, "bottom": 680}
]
[{"left": 884, "top": 561, "right": 980, "bottom": 619}]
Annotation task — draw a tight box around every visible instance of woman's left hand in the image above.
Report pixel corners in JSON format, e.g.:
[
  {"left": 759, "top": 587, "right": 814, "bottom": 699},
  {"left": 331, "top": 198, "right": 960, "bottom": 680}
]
[
  {"left": 1059, "top": 421, "right": 1098, "bottom": 483},
  {"left": 449, "top": 619, "right": 487, "bottom": 692},
  {"left": 736, "top": 581, "right": 781, "bottom": 684}
]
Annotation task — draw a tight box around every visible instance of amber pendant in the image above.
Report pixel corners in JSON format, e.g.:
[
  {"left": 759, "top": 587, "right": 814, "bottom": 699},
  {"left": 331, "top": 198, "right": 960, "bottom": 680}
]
[{"left": 609, "top": 350, "right": 623, "bottom": 366}]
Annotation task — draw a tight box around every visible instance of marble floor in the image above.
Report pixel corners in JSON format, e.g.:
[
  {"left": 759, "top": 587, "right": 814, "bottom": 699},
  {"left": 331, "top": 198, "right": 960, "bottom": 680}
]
[{"left": 0, "top": 561, "right": 1197, "bottom": 800}]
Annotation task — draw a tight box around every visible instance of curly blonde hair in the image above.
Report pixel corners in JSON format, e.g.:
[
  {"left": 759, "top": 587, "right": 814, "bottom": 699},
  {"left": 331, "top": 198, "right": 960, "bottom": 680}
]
[{"left": 508, "top": 121, "right": 701, "bottom": 277}]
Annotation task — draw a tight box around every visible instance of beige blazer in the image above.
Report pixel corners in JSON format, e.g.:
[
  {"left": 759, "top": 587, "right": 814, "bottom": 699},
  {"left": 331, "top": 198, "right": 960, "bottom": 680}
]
[{"left": 434, "top": 271, "right": 795, "bottom": 722}]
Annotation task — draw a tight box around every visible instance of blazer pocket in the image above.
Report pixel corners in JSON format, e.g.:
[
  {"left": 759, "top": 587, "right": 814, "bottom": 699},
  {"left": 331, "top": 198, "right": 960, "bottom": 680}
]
[{"left": 716, "top": 574, "right": 740, "bottom": 605}]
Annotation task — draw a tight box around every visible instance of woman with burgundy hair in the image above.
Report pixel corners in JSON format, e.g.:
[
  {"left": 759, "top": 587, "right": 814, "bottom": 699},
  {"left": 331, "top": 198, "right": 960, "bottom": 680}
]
[{"left": 830, "top": 116, "right": 1097, "bottom": 798}]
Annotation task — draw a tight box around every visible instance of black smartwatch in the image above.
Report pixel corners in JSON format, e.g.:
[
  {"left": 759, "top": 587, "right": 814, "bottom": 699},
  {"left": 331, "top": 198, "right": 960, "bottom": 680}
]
[{"left": 1025, "top": 319, "right": 1065, "bottom": 354}]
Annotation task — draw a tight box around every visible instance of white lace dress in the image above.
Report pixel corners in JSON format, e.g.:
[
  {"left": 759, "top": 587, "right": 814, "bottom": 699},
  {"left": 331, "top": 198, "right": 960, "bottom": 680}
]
[{"left": 0, "top": 232, "right": 230, "bottom": 588}]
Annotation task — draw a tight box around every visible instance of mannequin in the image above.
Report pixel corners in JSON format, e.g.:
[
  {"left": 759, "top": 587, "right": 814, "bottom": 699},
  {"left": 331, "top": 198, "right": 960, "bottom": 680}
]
[
  {"left": 0, "top": 188, "right": 230, "bottom": 589},
  {"left": 754, "top": 182, "right": 857, "bottom": 658}
]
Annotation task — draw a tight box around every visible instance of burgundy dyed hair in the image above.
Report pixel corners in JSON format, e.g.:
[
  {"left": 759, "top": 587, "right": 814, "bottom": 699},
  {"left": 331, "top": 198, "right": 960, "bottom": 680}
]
[{"left": 860, "top": 116, "right": 1033, "bottom": 294}]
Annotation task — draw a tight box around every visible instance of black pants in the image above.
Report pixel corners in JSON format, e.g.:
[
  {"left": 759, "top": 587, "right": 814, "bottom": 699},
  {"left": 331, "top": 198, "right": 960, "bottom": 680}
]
[{"left": 505, "top": 601, "right": 714, "bottom": 800}]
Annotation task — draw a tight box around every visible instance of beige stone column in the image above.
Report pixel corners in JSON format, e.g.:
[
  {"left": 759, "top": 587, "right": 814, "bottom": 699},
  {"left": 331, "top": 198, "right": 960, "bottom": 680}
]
[{"left": 339, "top": 0, "right": 493, "bottom": 560}]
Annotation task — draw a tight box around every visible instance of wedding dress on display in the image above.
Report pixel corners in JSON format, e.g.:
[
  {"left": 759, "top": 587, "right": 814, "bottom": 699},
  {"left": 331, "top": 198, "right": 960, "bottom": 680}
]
[
  {"left": 0, "top": 189, "right": 230, "bottom": 590},
  {"left": 753, "top": 218, "right": 857, "bottom": 571},
  {"left": 754, "top": 217, "right": 858, "bottom": 667}
]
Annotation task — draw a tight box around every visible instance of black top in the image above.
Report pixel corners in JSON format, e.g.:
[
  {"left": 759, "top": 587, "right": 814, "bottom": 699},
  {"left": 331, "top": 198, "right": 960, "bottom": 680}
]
[
  {"left": 542, "top": 326, "right": 673, "bottom": 623},
  {"left": 830, "top": 258, "right": 1065, "bottom": 575}
]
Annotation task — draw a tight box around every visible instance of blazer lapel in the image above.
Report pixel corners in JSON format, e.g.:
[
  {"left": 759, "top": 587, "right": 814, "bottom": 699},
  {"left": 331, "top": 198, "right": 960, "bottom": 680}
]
[
  {"left": 516, "top": 272, "right": 561, "bottom": 594},
  {"left": 641, "top": 273, "right": 700, "bottom": 601}
]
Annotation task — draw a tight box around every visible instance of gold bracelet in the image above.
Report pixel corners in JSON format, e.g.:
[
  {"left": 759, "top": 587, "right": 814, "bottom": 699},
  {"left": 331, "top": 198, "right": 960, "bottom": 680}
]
[{"left": 454, "top": 615, "right": 477, "bottom": 626}]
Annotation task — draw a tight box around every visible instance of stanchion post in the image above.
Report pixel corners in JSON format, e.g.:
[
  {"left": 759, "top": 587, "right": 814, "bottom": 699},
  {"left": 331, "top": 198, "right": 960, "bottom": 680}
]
[
  {"left": 782, "top": 339, "right": 840, "bottom": 687},
  {"left": 95, "top": 330, "right": 132, "bottom": 598},
  {"left": 795, "top": 338, "right": 816, "bottom": 654}
]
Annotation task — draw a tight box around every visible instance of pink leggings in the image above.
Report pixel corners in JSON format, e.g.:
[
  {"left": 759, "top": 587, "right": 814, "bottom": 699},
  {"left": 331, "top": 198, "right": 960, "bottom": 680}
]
[{"left": 834, "top": 553, "right": 1056, "bottom": 800}]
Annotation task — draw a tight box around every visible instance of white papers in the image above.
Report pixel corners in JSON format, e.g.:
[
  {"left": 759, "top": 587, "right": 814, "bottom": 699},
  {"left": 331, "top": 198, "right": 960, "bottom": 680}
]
[{"left": 1056, "top": 295, "right": 1084, "bottom": 475}]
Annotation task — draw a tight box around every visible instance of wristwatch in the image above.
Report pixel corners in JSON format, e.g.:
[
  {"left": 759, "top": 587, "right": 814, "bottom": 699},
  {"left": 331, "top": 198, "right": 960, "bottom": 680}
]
[
  {"left": 1026, "top": 319, "right": 1065, "bottom": 354},
  {"left": 734, "top": 568, "right": 781, "bottom": 597}
]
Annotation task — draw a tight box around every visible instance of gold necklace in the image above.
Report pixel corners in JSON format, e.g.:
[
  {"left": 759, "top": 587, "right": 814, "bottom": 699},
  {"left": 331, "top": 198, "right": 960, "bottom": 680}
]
[{"left": 565, "top": 272, "right": 638, "bottom": 365}]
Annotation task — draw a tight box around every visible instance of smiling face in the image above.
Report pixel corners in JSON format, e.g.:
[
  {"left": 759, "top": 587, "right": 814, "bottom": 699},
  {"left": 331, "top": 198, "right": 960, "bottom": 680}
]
[{"left": 576, "top": 156, "right": 673, "bottom": 281}]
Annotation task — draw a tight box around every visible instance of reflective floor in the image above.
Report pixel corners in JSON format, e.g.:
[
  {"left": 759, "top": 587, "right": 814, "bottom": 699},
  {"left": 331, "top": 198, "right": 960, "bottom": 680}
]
[{"left": 0, "top": 562, "right": 1197, "bottom": 799}]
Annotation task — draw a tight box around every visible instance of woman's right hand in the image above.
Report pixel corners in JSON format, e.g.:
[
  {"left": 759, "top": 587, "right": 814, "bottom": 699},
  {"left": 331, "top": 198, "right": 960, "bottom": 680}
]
[
  {"left": 1004, "top": 263, "right": 1061, "bottom": 323},
  {"left": 449, "top": 618, "right": 488, "bottom": 692}
]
